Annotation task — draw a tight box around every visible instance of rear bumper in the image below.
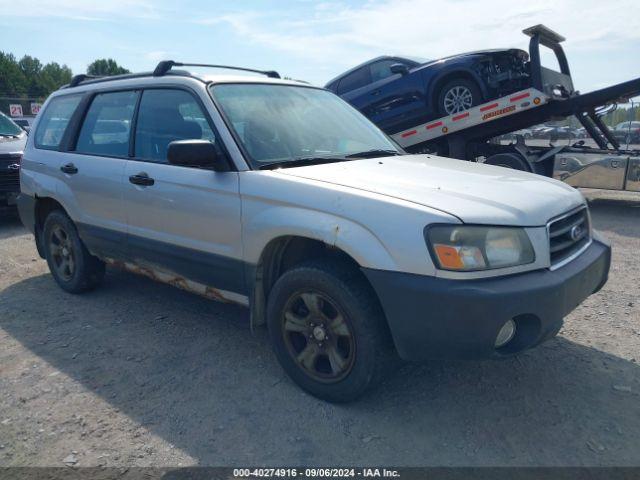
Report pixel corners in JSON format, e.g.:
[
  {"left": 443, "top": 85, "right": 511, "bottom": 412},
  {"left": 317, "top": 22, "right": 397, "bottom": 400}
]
[{"left": 363, "top": 239, "right": 611, "bottom": 361}]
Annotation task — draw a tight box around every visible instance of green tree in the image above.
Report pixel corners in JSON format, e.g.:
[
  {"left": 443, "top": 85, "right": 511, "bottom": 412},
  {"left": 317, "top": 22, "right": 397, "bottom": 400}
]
[
  {"left": 40, "top": 62, "right": 73, "bottom": 93},
  {"left": 0, "top": 52, "right": 27, "bottom": 97},
  {"left": 18, "top": 55, "right": 47, "bottom": 97},
  {"left": 0, "top": 52, "right": 75, "bottom": 115},
  {"left": 87, "top": 58, "right": 130, "bottom": 76}
]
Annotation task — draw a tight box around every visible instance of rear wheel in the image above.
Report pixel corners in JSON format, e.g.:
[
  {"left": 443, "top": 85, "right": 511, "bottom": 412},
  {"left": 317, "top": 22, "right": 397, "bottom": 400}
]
[
  {"left": 267, "top": 260, "right": 393, "bottom": 402},
  {"left": 437, "top": 78, "right": 482, "bottom": 117},
  {"left": 43, "top": 210, "right": 105, "bottom": 293}
]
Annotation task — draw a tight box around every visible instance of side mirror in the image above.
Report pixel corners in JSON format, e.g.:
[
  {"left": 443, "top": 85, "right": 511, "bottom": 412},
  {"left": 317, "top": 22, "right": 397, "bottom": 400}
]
[
  {"left": 390, "top": 63, "right": 409, "bottom": 75},
  {"left": 167, "top": 140, "right": 228, "bottom": 171}
]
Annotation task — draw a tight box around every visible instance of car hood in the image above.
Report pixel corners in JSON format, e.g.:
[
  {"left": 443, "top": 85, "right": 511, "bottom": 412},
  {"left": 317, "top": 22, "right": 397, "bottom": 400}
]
[
  {"left": 418, "top": 48, "right": 527, "bottom": 66},
  {"left": 276, "top": 155, "right": 584, "bottom": 226}
]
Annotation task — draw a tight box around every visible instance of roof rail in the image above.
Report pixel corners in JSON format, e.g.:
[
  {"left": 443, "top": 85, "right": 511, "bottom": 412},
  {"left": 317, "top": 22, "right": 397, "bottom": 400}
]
[
  {"left": 68, "top": 74, "right": 101, "bottom": 88},
  {"left": 153, "top": 60, "right": 280, "bottom": 79}
]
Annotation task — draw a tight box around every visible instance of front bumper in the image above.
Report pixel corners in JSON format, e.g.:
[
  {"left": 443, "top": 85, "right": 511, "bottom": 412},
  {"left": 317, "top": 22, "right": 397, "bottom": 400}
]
[{"left": 363, "top": 239, "right": 611, "bottom": 361}]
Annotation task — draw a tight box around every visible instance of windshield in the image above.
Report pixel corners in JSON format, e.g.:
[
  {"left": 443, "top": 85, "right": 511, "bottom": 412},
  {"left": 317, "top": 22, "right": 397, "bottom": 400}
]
[
  {"left": 0, "top": 112, "right": 23, "bottom": 136},
  {"left": 398, "top": 55, "right": 432, "bottom": 65},
  {"left": 210, "top": 84, "right": 400, "bottom": 168}
]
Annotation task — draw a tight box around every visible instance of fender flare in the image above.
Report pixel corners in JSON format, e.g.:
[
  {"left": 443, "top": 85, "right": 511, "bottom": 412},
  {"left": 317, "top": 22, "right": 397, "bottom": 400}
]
[{"left": 244, "top": 206, "right": 399, "bottom": 272}]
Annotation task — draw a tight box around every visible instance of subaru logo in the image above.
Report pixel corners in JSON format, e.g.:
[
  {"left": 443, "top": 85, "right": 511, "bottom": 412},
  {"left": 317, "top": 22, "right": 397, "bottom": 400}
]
[
  {"left": 7, "top": 163, "right": 20, "bottom": 171},
  {"left": 570, "top": 225, "right": 583, "bottom": 241}
]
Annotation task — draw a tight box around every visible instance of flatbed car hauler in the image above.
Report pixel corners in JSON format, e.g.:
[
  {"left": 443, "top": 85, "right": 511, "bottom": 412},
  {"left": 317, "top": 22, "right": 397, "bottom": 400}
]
[{"left": 389, "top": 25, "right": 640, "bottom": 193}]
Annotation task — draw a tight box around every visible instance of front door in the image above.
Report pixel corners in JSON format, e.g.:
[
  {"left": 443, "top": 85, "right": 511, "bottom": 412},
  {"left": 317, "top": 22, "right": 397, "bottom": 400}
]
[{"left": 123, "top": 88, "right": 245, "bottom": 296}]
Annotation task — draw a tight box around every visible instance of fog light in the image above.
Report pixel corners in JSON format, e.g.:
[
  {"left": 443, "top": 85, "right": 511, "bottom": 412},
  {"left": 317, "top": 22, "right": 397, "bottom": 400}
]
[{"left": 495, "top": 319, "right": 516, "bottom": 348}]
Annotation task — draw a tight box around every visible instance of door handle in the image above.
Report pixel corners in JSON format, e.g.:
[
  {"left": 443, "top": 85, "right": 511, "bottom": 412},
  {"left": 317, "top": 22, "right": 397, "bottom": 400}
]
[
  {"left": 60, "top": 163, "right": 78, "bottom": 174},
  {"left": 129, "top": 172, "right": 155, "bottom": 186},
  {"left": 371, "top": 89, "right": 382, "bottom": 96}
]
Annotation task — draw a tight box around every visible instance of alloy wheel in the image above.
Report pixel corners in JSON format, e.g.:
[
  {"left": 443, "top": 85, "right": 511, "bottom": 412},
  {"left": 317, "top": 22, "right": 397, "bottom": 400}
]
[
  {"left": 443, "top": 85, "right": 473, "bottom": 115},
  {"left": 49, "top": 225, "right": 75, "bottom": 281},
  {"left": 281, "top": 291, "right": 356, "bottom": 383}
]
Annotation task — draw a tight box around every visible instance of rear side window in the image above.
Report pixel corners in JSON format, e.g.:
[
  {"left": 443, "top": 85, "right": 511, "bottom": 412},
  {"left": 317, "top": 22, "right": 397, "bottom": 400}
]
[
  {"left": 337, "top": 67, "right": 371, "bottom": 95},
  {"left": 134, "top": 89, "right": 218, "bottom": 163},
  {"left": 75, "top": 91, "right": 138, "bottom": 157},
  {"left": 34, "top": 95, "right": 82, "bottom": 149}
]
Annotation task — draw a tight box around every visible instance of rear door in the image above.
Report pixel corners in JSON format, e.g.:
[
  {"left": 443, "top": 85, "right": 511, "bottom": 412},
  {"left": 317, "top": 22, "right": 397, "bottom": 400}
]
[
  {"left": 123, "top": 88, "right": 245, "bottom": 296},
  {"left": 54, "top": 90, "right": 138, "bottom": 258}
]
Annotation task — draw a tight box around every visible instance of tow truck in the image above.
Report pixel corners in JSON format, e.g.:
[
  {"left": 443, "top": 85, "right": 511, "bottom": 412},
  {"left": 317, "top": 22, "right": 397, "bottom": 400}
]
[{"left": 389, "top": 25, "right": 640, "bottom": 193}]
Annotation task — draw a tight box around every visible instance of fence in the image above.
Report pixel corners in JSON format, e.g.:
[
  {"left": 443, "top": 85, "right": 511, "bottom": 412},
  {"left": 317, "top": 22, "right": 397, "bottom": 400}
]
[{"left": 0, "top": 96, "right": 45, "bottom": 117}]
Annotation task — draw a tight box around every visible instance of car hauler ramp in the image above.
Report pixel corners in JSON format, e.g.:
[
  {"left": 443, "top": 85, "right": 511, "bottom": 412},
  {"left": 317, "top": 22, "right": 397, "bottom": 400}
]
[{"left": 390, "top": 25, "right": 640, "bottom": 160}]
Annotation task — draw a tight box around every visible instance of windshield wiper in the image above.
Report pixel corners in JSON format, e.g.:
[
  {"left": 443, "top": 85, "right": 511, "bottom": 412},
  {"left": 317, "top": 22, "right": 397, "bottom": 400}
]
[
  {"left": 258, "top": 156, "right": 350, "bottom": 170},
  {"left": 344, "top": 149, "right": 402, "bottom": 159}
]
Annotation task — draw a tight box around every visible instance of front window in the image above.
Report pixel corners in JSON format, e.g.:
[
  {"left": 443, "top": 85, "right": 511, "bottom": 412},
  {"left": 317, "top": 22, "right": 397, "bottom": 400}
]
[
  {"left": 370, "top": 60, "right": 403, "bottom": 83},
  {"left": 134, "top": 89, "right": 221, "bottom": 163},
  {"left": 0, "top": 112, "right": 25, "bottom": 137},
  {"left": 210, "top": 84, "right": 400, "bottom": 168}
]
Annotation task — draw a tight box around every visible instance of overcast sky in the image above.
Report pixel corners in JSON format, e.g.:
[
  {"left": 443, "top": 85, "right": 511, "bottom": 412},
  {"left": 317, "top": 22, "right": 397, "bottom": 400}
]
[{"left": 1, "top": 0, "right": 639, "bottom": 92}]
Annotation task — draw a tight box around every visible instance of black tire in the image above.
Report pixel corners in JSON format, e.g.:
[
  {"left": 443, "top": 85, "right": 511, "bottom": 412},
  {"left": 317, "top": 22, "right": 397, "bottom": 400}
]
[
  {"left": 43, "top": 210, "right": 105, "bottom": 293},
  {"left": 437, "top": 78, "right": 482, "bottom": 117},
  {"left": 484, "top": 153, "right": 531, "bottom": 172},
  {"left": 266, "top": 260, "right": 394, "bottom": 402}
]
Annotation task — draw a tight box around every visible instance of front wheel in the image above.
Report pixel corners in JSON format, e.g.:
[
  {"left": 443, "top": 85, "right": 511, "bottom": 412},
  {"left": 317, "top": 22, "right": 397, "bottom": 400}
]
[
  {"left": 266, "top": 260, "right": 393, "bottom": 402},
  {"left": 437, "top": 78, "right": 482, "bottom": 117}
]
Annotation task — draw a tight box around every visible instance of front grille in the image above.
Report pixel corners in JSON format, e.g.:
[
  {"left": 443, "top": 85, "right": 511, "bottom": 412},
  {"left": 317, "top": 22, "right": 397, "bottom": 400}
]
[
  {"left": 0, "top": 154, "right": 21, "bottom": 193},
  {"left": 548, "top": 207, "right": 590, "bottom": 267}
]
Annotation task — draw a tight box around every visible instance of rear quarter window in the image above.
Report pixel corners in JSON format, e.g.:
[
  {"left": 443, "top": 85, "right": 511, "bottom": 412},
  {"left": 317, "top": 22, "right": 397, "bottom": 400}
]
[{"left": 34, "top": 95, "right": 82, "bottom": 149}]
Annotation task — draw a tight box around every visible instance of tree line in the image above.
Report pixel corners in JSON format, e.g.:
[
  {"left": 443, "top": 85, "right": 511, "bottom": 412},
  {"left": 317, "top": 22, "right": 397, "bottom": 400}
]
[
  {"left": 2, "top": 50, "right": 639, "bottom": 128},
  {"left": 0, "top": 52, "right": 129, "bottom": 115}
]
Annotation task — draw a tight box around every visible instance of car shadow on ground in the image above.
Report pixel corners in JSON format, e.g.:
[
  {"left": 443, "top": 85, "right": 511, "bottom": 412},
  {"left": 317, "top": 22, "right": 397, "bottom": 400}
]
[
  {"left": 0, "top": 213, "right": 24, "bottom": 240},
  {"left": 1, "top": 268, "right": 639, "bottom": 466}
]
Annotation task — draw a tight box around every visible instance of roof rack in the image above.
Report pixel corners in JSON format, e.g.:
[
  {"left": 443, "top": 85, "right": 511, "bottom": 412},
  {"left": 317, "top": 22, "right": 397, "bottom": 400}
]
[
  {"left": 153, "top": 60, "right": 280, "bottom": 79},
  {"left": 68, "top": 74, "right": 101, "bottom": 88}
]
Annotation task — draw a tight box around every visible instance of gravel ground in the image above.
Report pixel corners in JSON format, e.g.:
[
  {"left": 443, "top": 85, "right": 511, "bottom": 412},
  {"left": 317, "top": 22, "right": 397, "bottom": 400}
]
[{"left": 0, "top": 189, "right": 638, "bottom": 467}]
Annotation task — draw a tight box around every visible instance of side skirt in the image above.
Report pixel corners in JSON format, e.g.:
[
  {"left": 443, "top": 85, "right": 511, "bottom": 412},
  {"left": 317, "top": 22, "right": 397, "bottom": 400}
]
[{"left": 105, "top": 258, "right": 250, "bottom": 307}]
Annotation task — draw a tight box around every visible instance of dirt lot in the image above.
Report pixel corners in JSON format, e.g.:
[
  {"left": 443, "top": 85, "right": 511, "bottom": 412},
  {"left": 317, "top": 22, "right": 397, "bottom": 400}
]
[{"left": 0, "top": 190, "right": 639, "bottom": 467}]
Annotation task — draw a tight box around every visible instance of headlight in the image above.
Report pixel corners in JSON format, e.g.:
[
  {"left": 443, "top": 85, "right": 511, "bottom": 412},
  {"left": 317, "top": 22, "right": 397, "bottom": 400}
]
[{"left": 425, "top": 225, "right": 535, "bottom": 271}]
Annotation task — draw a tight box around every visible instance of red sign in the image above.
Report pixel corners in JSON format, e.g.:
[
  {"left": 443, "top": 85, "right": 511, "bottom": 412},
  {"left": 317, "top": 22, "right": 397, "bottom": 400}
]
[
  {"left": 9, "top": 104, "right": 23, "bottom": 117},
  {"left": 30, "top": 103, "right": 42, "bottom": 115}
]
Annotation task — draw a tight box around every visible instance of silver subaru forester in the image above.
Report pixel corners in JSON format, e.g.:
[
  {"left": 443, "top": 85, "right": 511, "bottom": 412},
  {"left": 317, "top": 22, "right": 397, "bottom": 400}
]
[{"left": 17, "top": 62, "right": 610, "bottom": 402}]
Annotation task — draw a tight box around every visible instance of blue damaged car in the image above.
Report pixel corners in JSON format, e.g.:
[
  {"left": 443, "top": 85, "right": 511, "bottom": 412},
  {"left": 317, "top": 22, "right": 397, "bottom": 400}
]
[{"left": 326, "top": 50, "right": 530, "bottom": 135}]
